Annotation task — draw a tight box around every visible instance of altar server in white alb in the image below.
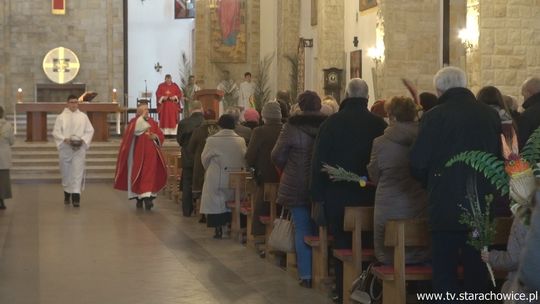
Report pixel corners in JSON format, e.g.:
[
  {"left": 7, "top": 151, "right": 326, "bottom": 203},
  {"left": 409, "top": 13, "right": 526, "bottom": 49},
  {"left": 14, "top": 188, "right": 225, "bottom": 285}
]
[{"left": 52, "top": 95, "right": 94, "bottom": 207}]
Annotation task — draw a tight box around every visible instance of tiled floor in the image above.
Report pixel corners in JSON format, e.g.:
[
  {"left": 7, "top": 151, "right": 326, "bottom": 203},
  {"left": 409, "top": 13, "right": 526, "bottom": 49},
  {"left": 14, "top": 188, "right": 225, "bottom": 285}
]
[{"left": 0, "top": 183, "right": 331, "bottom": 304}]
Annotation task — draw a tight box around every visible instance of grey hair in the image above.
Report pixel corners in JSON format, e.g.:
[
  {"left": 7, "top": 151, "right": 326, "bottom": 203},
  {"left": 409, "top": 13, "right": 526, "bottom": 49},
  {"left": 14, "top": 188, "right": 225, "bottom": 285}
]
[
  {"left": 433, "top": 66, "right": 467, "bottom": 93},
  {"left": 346, "top": 78, "right": 369, "bottom": 98},
  {"left": 189, "top": 100, "right": 202, "bottom": 111},
  {"left": 521, "top": 77, "right": 540, "bottom": 96},
  {"left": 224, "top": 107, "right": 240, "bottom": 123}
]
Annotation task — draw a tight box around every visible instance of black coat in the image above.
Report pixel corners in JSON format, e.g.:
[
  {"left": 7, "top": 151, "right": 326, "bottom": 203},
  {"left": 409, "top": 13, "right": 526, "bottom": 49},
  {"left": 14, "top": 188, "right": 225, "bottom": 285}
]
[
  {"left": 410, "top": 87, "right": 502, "bottom": 232},
  {"left": 517, "top": 92, "right": 540, "bottom": 149},
  {"left": 176, "top": 112, "right": 204, "bottom": 168},
  {"left": 310, "top": 98, "right": 387, "bottom": 216}
]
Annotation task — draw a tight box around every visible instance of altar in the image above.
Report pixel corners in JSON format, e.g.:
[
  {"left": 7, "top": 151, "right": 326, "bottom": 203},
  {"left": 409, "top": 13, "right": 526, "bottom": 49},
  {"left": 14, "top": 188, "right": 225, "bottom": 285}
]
[{"left": 16, "top": 102, "right": 122, "bottom": 142}]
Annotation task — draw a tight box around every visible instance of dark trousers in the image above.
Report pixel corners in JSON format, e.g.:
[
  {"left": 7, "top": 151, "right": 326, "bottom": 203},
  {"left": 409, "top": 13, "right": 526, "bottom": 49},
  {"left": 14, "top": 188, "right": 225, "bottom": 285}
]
[
  {"left": 432, "top": 231, "right": 490, "bottom": 303},
  {"left": 327, "top": 207, "right": 349, "bottom": 303},
  {"left": 181, "top": 168, "right": 194, "bottom": 216}
]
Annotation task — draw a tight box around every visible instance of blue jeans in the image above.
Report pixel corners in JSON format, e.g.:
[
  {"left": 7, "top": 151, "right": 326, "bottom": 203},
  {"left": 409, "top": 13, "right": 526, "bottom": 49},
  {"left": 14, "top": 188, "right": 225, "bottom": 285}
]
[{"left": 290, "top": 206, "right": 314, "bottom": 280}]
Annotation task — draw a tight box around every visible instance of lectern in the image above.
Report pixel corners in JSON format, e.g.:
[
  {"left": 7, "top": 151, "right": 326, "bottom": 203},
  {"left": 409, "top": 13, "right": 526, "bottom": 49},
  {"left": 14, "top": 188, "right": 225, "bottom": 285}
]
[{"left": 194, "top": 89, "right": 224, "bottom": 116}]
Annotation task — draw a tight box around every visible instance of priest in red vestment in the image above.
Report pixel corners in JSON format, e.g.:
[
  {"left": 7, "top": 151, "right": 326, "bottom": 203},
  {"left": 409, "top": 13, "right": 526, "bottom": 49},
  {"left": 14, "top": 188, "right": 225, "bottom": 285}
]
[
  {"left": 156, "top": 74, "right": 183, "bottom": 135},
  {"left": 114, "top": 101, "right": 167, "bottom": 210}
]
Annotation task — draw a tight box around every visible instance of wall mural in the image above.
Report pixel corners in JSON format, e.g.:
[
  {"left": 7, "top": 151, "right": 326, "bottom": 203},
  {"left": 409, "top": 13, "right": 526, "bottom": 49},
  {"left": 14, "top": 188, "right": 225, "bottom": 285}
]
[{"left": 210, "top": 0, "right": 247, "bottom": 63}]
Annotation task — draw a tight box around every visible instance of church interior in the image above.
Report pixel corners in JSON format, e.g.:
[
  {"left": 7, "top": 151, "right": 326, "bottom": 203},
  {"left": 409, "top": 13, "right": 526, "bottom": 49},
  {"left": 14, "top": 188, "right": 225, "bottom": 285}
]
[{"left": 1, "top": 0, "right": 540, "bottom": 303}]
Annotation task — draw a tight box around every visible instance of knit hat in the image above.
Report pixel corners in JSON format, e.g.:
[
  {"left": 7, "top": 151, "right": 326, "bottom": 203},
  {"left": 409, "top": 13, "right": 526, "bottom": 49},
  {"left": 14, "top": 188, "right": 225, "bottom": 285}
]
[
  {"left": 218, "top": 114, "right": 236, "bottom": 130},
  {"left": 243, "top": 108, "right": 260, "bottom": 123},
  {"left": 261, "top": 102, "right": 282, "bottom": 121},
  {"left": 298, "top": 90, "right": 322, "bottom": 112}
]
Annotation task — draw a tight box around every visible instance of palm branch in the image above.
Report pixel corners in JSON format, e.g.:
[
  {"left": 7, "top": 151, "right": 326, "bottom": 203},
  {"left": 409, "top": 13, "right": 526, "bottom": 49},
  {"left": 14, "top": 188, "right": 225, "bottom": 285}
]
[
  {"left": 321, "top": 163, "right": 368, "bottom": 187},
  {"left": 521, "top": 126, "right": 540, "bottom": 165},
  {"left": 445, "top": 151, "right": 509, "bottom": 195}
]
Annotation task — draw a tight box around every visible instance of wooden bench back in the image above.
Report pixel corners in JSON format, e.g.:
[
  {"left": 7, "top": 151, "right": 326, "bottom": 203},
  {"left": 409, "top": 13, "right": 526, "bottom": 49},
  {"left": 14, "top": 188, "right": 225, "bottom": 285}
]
[
  {"left": 344, "top": 206, "right": 374, "bottom": 232},
  {"left": 384, "top": 219, "right": 429, "bottom": 248},
  {"left": 263, "top": 183, "right": 279, "bottom": 202},
  {"left": 493, "top": 217, "right": 513, "bottom": 245}
]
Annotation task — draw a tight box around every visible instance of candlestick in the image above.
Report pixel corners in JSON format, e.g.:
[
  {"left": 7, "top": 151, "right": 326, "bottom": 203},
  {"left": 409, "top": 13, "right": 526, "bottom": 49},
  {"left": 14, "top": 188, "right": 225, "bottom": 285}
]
[{"left": 112, "top": 88, "right": 118, "bottom": 103}]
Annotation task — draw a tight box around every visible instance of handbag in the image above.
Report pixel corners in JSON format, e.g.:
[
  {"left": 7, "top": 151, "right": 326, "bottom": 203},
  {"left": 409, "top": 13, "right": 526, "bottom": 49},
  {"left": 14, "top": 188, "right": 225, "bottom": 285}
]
[
  {"left": 350, "top": 262, "right": 382, "bottom": 304},
  {"left": 268, "top": 208, "right": 295, "bottom": 253}
]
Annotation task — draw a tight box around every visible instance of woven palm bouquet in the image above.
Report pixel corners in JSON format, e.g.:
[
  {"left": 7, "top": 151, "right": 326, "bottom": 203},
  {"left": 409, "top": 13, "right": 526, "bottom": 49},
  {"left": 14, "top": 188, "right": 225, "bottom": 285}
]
[{"left": 446, "top": 127, "right": 540, "bottom": 226}]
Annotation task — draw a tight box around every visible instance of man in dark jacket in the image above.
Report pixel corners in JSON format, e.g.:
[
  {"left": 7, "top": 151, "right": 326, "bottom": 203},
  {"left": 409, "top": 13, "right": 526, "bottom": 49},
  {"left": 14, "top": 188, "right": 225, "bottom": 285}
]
[
  {"left": 517, "top": 77, "right": 540, "bottom": 149},
  {"left": 176, "top": 100, "right": 204, "bottom": 216},
  {"left": 310, "top": 78, "right": 387, "bottom": 303},
  {"left": 410, "top": 67, "right": 502, "bottom": 297}
]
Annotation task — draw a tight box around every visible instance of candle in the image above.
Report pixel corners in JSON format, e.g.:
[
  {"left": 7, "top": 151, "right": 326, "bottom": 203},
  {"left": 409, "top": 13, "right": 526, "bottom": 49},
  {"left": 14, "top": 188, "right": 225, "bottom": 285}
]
[
  {"left": 112, "top": 88, "right": 117, "bottom": 103},
  {"left": 17, "top": 88, "right": 23, "bottom": 103}
]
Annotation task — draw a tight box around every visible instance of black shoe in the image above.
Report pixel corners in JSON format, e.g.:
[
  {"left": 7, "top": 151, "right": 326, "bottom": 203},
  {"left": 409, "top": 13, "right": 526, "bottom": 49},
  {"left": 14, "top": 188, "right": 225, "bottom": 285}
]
[
  {"left": 144, "top": 198, "right": 154, "bottom": 210},
  {"left": 198, "top": 215, "right": 206, "bottom": 223},
  {"left": 299, "top": 279, "right": 312, "bottom": 288},
  {"left": 0, "top": 200, "right": 6, "bottom": 210},
  {"left": 64, "top": 191, "right": 71, "bottom": 205},
  {"left": 72, "top": 194, "right": 80, "bottom": 207},
  {"left": 136, "top": 199, "right": 143, "bottom": 209},
  {"left": 213, "top": 227, "right": 223, "bottom": 239}
]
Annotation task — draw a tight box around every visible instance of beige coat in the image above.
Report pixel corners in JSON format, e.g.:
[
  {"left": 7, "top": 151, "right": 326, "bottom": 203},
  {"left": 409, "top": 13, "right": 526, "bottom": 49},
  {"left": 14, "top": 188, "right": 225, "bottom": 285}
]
[
  {"left": 0, "top": 119, "right": 15, "bottom": 169},
  {"left": 200, "top": 129, "right": 247, "bottom": 214},
  {"left": 367, "top": 121, "right": 429, "bottom": 264}
]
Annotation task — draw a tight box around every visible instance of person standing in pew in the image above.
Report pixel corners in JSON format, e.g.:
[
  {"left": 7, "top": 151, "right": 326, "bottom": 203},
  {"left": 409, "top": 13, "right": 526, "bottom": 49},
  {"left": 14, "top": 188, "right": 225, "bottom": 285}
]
[
  {"left": 176, "top": 100, "right": 205, "bottom": 217},
  {"left": 200, "top": 114, "right": 247, "bottom": 239},
  {"left": 410, "top": 67, "right": 502, "bottom": 298},
  {"left": 367, "top": 96, "right": 429, "bottom": 265},
  {"left": 246, "top": 102, "right": 282, "bottom": 242},
  {"left": 310, "top": 79, "right": 386, "bottom": 303},
  {"left": 189, "top": 109, "right": 219, "bottom": 223},
  {"left": 0, "top": 106, "right": 14, "bottom": 210},
  {"left": 272, "top": 91, "right": 327, "bottom": 289}
]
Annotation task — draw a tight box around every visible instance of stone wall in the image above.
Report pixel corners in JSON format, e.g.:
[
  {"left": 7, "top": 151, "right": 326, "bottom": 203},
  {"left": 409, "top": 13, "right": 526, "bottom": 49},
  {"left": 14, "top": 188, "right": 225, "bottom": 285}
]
[
  {"left": 194, "top": 0, "right": 260, "bottom": 89},
  {"left": 277, "top": 0, "right": 300, "bottom": 96},
  {"left": 472, "top": 0, "right": 540, "bottom": 100},
  {"left": 0, "top": 0, "right": 123, "bottom": 111},
  {"left": 378, "top": 0, "right": 441, "bottom": 100},
  {"left": 316, "top": 0, "right": 345, "bottom": 95}
]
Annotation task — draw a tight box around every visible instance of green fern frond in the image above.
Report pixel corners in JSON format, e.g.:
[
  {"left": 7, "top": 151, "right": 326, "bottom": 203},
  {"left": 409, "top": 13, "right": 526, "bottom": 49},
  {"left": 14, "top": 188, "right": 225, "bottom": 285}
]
[
  {"left": 522, "top": 126, "right": 540, "bottom": 164},
  {"left": 445, "top": 151, "right": 509, "bottom": 195}
]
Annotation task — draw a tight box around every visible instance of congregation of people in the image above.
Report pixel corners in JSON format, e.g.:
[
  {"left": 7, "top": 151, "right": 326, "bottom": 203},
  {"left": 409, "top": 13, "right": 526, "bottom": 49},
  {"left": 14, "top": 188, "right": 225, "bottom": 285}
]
[
  {"left": 2, "top": 67, "right": 540, "bottom": 303},
  {"left": 172, "top": 67, "right": 540, "bottom": 303}
]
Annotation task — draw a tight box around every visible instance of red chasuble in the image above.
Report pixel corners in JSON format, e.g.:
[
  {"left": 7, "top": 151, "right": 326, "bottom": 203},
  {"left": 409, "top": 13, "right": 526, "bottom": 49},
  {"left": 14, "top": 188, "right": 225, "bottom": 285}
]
[
  {"left": 156, "top": 82, "right": 183, "bottom": 129},
  {"left": 114, "top": 115, "right": 167, "bottom": 195}
]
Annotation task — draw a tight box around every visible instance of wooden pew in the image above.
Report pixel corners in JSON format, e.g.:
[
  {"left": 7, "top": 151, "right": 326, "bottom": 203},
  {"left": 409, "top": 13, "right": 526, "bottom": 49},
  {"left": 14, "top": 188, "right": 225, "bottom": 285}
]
[
  {"left": 164, "top": 151, "right": 181, "bottom": 201},
  {"left": 372, "top": 217, "right": 512, "bottom": 304},
  {"left": 304, "top": 226, "right": 334, "bottom": 291},
  {"left": 227, "top": 171, "right": 251, "bottom": 242},
  {"left": 244, "top": 176, "right": 263, "bottom": 249},
  {"left": 260, "top": 183, "right": 279, "bottom": 261},
  {"left": 333, "top": 206, "right": 375, "bottom": 304}
]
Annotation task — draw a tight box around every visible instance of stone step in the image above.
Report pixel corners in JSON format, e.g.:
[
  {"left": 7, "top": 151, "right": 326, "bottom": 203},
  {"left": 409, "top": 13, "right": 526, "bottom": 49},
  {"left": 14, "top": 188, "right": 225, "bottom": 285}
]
[
  {"left": 11, "top": 173, "right": 114, "bottom": 184},
  {"left": 12, "top": 165, "right": 115, "bottom": 175},
  {"left": 12, "top": 150, "right": 119, "bottom": 159},
  {"left": 12, "top": 158, "right": 117, "bottom": 167}
]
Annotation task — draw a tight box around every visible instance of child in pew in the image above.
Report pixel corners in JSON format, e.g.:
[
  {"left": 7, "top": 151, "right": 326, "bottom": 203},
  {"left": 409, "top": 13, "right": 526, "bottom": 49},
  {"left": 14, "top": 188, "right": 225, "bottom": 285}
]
[{"left": 481, "top": 217, "right": 528, "bottom": 293}]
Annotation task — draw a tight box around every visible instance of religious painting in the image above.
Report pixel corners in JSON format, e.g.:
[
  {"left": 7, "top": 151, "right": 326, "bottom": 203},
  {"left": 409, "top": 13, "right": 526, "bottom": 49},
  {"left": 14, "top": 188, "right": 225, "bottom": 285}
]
[
  {"left": 174, "top": 0, "right": 195, "bottom": 19},
  {"left": 51, "top": 0, "right": 65, "bottom": 15},
  {"left": 359, "top": 0, "right": 377, "bottom": 12},
  {"left": 210, "top": 0, "right": 247, "bottom": 63},
  {"left": 350, "top": 50, "right": 362, "bottom": 79}
]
